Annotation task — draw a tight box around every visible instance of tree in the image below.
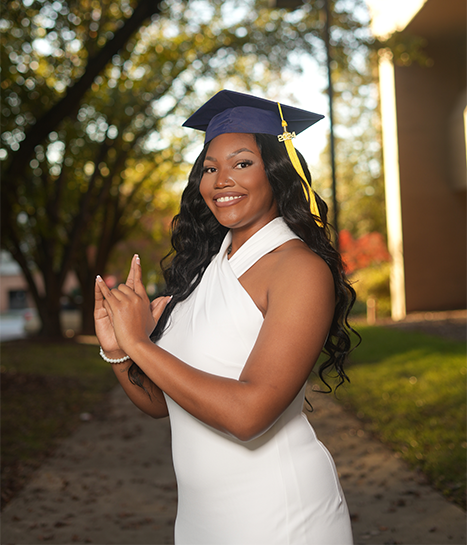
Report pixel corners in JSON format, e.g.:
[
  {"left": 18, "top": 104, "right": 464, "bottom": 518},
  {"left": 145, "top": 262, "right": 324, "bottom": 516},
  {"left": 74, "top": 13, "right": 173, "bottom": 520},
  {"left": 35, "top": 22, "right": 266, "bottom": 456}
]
[
  {"left": 277, "top": 1, "right": 428, "bottom": 240},
  {"left": 1, "top": 0, "right": 375, "bottom": 336},
  {"left": 2, "top": 0, "right": 165, "bottom": 185},
  {"left": 1, "top": 0, "right": 167, "bottom": 335},
  {"left": 313, "top": 49, "right": 387, "bottom": 238}
]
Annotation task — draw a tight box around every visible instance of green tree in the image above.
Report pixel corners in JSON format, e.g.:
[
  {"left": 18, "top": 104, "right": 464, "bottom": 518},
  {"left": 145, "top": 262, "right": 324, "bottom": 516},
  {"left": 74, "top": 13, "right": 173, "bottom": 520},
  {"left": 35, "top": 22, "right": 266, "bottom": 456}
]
[
  {"left": 1, "top": 0, "right": 167, "bottom": 335},
  {"left": 314, "top": 50, "right": 387, "bottom": 238},
  {"left": 284, "top": 2, "right": 428, "bottom": 240},
  {"left": 1, "top": 0, "right": 375, "bottom": 336}
]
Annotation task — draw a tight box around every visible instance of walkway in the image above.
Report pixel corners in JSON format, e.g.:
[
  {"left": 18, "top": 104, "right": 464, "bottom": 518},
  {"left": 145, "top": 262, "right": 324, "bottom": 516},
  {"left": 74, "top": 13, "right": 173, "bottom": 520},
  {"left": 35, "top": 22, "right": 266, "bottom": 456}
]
[{"left": 1, "top": 382, "right": 465, "bottom": 545}]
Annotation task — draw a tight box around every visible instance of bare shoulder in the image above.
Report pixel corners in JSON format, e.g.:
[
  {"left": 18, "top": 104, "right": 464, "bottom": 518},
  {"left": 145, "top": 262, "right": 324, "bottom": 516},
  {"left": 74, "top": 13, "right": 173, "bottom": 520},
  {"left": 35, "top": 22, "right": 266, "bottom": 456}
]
[
  {"left": 269, "top": 239, "right": 333, "bottom": 290},
  {"left": 262, "top": 238, "right": 335, "bottom": 337},
  {"left": 239, "top": 238, "right": 334, "bottom": 318}
]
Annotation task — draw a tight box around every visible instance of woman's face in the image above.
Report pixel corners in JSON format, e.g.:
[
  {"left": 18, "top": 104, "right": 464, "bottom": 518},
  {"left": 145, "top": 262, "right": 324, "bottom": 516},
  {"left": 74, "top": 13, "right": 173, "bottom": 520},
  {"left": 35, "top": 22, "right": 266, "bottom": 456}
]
[{"left": 199, "top": 133, "right": 278, "bottom": 234}]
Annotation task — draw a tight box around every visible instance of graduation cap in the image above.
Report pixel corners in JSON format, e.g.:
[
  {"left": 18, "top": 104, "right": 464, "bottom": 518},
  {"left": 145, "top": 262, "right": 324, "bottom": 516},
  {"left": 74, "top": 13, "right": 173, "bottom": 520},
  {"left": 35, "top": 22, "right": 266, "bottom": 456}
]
[{"left": 183, "top": 90, "right": 325, "bottom": 226}]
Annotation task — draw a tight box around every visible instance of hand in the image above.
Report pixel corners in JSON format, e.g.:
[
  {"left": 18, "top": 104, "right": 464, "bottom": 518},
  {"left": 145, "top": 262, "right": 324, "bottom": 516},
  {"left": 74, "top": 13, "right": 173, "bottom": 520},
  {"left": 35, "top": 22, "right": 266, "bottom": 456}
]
[
  {"left": 95, "top": 256, "right": 171, "bottom": 356},
  {"left": 94, "top": 254, "right": 139, "bottom": 357},
  {"left": 150, "top": 295, "right": 173, "bottom": 327}
]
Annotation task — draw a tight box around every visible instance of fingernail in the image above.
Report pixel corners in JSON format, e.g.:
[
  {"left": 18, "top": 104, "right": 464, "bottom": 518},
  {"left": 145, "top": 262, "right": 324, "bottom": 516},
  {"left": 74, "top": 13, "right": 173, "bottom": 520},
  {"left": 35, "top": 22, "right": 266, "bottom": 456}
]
[
  {"left": 96, "top": 275, "right": 102, "bottom": 282},
  {"left": 135, "top": 255, "right": 140, "bottom": 264},
  {"left": 168, "top": 295, "right": 173, "bottom": 302}
]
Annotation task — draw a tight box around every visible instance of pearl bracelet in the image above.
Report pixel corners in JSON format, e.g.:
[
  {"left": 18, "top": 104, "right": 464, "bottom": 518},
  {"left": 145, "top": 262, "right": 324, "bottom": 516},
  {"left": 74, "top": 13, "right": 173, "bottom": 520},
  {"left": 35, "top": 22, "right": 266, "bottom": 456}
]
[{"left": 99, "top": 347, "right": 131, "bottom": 364}]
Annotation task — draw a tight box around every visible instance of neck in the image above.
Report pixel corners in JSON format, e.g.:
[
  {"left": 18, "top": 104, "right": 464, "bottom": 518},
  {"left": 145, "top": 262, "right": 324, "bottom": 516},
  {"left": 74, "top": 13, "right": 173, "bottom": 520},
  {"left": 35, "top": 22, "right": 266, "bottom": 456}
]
[{"left": 228, "top": 216, "right": 280, "bottom": 258}]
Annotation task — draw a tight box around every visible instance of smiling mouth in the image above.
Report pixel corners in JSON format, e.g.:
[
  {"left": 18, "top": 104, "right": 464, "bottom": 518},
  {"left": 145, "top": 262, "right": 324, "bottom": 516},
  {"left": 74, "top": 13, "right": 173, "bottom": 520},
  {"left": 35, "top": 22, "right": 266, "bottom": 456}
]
[{"left": 215, "top": 195, "right": 244, "bottom": 203}]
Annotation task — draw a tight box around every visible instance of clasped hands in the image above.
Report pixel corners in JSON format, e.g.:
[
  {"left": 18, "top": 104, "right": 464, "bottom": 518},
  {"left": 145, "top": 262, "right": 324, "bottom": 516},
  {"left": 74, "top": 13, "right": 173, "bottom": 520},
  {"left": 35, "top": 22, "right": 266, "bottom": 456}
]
[{"left": 94, "top": 254, "right": 171, "bottom": 359}]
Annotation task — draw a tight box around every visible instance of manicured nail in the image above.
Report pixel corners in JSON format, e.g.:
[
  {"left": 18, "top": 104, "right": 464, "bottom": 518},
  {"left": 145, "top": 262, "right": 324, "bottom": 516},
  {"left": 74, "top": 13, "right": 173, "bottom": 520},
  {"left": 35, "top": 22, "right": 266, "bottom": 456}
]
[
  {"left": 96, "top": 275, "right": 102, "bottom": 282},
  {"left": 135, "top": 254, "right": 140, "bottom": 264}
]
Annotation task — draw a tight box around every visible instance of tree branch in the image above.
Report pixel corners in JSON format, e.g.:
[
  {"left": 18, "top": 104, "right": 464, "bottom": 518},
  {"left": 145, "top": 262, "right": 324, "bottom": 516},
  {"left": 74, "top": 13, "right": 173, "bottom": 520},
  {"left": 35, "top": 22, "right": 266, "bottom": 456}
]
[{"left": 5, "top": 0, "right": 165, "bottom": 184}]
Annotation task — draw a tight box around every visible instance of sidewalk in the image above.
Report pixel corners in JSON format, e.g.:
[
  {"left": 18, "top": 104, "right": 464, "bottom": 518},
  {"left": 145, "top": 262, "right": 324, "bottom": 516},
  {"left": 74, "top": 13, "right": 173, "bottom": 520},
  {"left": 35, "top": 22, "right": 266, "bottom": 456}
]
[{"left": 1, "top": 384, "right": 466, "bottom": 545}]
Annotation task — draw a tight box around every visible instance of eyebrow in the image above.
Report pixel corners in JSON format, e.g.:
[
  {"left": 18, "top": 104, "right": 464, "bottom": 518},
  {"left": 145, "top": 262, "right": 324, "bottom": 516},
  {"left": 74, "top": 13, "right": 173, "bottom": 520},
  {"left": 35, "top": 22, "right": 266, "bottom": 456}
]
[{"left": 205, "top": 147, "right": 255, "bottom": 162}]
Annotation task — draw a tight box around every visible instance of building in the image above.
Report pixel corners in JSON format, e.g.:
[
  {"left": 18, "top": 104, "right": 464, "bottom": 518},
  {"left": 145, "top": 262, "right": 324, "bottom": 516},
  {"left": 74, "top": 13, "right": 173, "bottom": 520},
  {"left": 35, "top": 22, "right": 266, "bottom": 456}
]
[
  {"left": 0, "top": 250, "right": 32, "bottom": 312},
  {"left": 368, "top": 0, "right": 466, "bottom": 319}
]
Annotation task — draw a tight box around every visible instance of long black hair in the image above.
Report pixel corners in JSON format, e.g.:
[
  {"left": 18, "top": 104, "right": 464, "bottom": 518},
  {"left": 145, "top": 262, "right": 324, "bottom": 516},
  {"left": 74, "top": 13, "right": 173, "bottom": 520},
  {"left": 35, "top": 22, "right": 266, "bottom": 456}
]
[{"left": 128, "top": 133, "right": 358, "bottom": 393}]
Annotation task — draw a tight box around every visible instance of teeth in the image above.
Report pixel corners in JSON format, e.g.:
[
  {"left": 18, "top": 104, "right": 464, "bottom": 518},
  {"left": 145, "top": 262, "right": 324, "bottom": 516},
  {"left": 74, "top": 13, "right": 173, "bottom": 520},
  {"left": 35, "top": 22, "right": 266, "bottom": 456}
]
[{"left": 217, "top": 195, "right": 242, "bottom": 202}]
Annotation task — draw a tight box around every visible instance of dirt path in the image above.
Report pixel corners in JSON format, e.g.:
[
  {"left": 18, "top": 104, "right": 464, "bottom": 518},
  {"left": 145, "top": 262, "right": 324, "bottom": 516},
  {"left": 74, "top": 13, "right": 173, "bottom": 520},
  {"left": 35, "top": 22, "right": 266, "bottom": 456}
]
[
  {"left": 1, "top": 388, "right": 177, "bottom": 545},
  {"left": 307, "top": 386, "right": 465, "bottom": 545},
  {"left": 1, "top": 382, "right": 465, "bottom": 545}
]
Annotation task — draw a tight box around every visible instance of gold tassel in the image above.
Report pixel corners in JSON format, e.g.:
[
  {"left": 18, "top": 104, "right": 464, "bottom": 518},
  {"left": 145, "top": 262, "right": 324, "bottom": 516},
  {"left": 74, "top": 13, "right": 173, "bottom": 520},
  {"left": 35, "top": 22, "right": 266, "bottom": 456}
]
[{"left": 277, "top": 103, "right": 323, "bottom": 227}]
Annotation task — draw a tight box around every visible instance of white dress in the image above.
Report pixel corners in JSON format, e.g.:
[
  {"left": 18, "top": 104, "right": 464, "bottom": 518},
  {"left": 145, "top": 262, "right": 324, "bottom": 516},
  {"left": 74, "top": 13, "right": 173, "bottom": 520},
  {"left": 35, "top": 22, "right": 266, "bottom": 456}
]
[{"left": 157, "top": 217, "right": 353, "bottom": 545}]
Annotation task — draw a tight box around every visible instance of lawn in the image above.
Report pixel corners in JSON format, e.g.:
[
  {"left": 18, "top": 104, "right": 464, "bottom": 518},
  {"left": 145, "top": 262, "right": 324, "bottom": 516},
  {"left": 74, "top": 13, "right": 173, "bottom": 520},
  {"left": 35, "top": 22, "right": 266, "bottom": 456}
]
[
  {"left": 1, "top": 339, "right": 117, "bottom": 509},
  {"left": 335, "top": 325, "right": 466, "bottom": 508}
]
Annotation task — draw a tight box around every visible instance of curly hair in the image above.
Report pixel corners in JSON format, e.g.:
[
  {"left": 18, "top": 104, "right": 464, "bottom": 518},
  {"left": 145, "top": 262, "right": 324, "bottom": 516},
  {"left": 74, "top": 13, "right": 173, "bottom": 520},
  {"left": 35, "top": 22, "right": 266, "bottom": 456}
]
[{"left": 128, "top": 134, "right": 358, "bottom": 394}]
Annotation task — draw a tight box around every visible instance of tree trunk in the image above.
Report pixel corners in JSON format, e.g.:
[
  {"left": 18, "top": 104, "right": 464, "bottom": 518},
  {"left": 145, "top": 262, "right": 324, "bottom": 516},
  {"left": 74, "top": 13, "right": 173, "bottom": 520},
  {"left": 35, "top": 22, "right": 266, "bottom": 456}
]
[
  {"left": 37, "top": 302, "right": 63, "bottom": 338},
  {"left": 80, "top": 277, "right": 98, "bottom": 336},
  {"left": 4, "top": 235, "right": 64, "bottom": 338},
  {"left": 75, "top": 242, "right": 111, "bottom": 336}
]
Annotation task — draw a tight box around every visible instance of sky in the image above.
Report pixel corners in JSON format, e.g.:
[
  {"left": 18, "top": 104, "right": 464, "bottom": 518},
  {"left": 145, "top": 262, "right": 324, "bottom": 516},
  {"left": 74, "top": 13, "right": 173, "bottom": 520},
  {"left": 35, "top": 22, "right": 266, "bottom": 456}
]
[
  {"left": 282, "top": 55, "right": 329, "bottom": 170},
  {"left": 365, "top": 0, "right": 428, "bottom": 37}
]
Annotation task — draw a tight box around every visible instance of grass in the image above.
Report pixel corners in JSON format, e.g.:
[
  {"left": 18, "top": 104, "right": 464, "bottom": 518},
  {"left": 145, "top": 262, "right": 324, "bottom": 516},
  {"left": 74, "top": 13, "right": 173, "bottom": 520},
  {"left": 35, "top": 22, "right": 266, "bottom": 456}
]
[
  {"left": 1, "top": 339, "right": 117, "bottom": 509},
  {"left": 334, "top": 325, "right": 466, "bottom": 508}
]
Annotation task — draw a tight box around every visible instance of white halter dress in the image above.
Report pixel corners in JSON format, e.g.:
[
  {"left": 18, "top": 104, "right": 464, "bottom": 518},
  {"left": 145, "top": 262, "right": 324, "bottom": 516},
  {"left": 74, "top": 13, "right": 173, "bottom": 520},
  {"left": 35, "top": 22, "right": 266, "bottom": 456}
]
[{"left": 157, "top": 217, "right": 353, "bottom": 545}]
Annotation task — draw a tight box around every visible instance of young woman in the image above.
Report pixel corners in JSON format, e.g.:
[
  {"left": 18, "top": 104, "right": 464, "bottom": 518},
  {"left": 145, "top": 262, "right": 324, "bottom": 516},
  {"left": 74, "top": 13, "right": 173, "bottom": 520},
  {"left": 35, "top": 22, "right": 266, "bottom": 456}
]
[{"left": 95, "top": 90, "right": 356, "bottom": 544}]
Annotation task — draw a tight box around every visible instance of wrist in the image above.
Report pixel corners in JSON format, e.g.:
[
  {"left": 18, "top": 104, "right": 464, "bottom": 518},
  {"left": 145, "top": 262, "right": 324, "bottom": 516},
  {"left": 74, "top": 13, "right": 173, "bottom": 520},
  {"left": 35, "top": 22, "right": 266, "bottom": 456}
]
[
  {"left": 127, "top": 338, "right": 154, "bottom": 362},
  {"left": 99, "top": 347, "right": 131, "bottom": 364},
  {"left": 102, "top": 348, "right": 127, "bottom": 359}
]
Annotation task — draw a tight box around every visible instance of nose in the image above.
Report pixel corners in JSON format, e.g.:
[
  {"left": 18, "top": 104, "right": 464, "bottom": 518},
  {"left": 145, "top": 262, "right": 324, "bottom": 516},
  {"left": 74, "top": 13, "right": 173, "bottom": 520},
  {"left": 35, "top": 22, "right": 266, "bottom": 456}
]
[{"left": 214, "top": 169, "right": 234, "bottom": 189}]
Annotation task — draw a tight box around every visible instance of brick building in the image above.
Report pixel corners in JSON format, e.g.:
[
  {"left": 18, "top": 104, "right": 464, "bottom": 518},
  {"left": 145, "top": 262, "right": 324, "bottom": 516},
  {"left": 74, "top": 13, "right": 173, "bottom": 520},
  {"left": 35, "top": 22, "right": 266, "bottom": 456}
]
[{"left": 369, "top": 0, "right": 466, "bottom": 318}]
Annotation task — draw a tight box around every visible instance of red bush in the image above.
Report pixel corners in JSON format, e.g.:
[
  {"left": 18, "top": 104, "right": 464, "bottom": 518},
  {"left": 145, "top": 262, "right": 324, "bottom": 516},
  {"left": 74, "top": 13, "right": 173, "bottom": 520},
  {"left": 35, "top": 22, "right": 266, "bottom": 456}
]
[{"left": 339, "top": 230, "right": 391, "bottom": 274}]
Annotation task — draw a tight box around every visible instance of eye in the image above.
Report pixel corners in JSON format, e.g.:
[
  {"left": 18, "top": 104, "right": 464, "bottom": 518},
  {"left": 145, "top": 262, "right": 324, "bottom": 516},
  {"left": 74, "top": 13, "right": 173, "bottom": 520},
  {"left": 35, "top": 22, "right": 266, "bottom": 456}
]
[
  {"left": 203, "top": 166, "right": 216, "bottom": 174},
  {"left": 235, "top": 160, "right": 253, "bottom": 169}
]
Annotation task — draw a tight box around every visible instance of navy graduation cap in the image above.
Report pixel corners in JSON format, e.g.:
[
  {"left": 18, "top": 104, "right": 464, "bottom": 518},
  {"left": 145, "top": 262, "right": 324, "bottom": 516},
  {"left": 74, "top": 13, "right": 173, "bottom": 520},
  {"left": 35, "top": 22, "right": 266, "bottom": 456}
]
[
  {"left": 182, "top": 89, "right": 324, "bottom": 143},
  {"left": 183, "top": 89, "right": 325, "bottom": 226}
]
